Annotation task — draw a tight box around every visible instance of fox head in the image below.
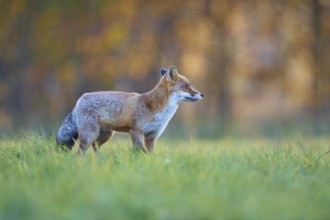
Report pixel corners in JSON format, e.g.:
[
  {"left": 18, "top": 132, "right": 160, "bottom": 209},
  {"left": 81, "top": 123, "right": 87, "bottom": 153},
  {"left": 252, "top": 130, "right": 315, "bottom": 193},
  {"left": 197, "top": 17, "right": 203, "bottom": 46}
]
[{"left": 160, "top": 66, "right": 204, "bottom": 103}]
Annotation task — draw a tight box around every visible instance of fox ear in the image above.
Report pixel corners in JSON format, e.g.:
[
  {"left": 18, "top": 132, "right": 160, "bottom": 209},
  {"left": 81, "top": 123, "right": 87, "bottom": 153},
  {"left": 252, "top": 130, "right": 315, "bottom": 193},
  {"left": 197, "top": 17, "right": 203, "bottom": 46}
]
[
  {"left": 166, "top": 66, "right": 178, "bottom": 81},
  {"left": 160, "top": 68, "right": 167, "bottom": 76}
]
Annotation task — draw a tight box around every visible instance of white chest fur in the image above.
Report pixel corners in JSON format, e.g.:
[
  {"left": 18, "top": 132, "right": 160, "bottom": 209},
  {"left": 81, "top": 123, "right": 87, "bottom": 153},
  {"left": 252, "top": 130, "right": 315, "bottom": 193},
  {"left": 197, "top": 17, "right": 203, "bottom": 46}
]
[{"left": 142, "top": 95, "right": 179, "bottom": 138}]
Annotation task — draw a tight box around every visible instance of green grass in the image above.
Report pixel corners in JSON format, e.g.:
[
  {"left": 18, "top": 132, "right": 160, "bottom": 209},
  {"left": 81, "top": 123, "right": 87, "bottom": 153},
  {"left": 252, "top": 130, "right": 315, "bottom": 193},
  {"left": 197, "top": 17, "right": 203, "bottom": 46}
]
[{"left": 0, "top": 133, "right": 329, "bottom": 220}]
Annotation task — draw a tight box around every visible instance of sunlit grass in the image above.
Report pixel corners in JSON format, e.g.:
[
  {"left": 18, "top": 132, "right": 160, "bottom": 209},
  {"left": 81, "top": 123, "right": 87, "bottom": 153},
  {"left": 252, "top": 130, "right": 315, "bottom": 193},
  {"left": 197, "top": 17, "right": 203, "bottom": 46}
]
[{"left": 0, "top": 133, "right": 329, "bottom": 220}]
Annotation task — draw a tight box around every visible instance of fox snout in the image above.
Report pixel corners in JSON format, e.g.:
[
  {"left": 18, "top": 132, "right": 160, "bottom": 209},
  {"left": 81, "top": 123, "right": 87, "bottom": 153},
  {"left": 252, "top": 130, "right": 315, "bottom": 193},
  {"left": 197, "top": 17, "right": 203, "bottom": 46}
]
[
  {"left": 192, "top": 92, "right": 204, "bottom": 100},
  {"left": 185, "top": 88, "right": 204, "bottom": 102},
  {"left": 179, "top": 86, "right": 204, "bottom": 102}
]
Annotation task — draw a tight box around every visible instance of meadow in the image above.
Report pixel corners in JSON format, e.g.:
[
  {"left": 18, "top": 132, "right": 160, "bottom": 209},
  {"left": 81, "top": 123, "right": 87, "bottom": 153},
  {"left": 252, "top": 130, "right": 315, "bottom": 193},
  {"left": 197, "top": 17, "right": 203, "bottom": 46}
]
[{"left": 0, "top": 132, "right": 329, "bottom": 220}]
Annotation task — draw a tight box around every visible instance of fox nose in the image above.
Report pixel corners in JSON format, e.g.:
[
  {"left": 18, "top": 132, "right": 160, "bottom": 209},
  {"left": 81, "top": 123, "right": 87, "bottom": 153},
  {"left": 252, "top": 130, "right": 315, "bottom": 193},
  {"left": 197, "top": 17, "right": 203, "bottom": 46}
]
[{"left": 200, "top": 94, "right": 204, "bottom": 98}]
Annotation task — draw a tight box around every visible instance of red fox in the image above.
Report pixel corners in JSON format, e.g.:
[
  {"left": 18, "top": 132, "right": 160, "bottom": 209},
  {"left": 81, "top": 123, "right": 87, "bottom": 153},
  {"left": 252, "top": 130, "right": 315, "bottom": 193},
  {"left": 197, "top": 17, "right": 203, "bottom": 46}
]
[{"left": 56, "top": 66, "right": 204, "bottom": 153}]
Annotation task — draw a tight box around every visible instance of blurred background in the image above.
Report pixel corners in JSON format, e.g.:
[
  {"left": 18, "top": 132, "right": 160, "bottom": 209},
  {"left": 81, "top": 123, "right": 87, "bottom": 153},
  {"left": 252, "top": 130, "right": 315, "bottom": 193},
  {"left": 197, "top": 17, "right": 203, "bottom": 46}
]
[{"left": 0, "top": 0, "right": 329, "bottom": 137}]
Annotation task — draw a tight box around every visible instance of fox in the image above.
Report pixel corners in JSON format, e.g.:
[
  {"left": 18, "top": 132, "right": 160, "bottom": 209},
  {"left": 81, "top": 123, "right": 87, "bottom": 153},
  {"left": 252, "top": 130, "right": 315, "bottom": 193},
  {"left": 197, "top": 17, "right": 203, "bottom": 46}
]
[{"left": 56, "top": 66, "right": 204, "bottom": 154}]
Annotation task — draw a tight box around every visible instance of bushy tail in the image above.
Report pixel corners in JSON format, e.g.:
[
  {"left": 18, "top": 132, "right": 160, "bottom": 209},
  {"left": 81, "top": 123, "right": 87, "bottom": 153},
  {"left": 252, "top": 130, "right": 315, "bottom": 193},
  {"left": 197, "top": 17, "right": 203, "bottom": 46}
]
[{"left": 56, "top": 111, "right": 78, "bottom": 150}]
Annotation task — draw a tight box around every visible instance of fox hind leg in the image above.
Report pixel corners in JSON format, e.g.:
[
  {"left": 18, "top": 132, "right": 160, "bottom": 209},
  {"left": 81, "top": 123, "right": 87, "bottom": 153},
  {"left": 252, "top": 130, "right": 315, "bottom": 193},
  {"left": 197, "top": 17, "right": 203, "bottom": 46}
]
[
  {"left": 92, "top": 129, "right": 114, "bottom": 152},
  {"left": 78, "top": 125, "right": 100, "bottom": 155}
]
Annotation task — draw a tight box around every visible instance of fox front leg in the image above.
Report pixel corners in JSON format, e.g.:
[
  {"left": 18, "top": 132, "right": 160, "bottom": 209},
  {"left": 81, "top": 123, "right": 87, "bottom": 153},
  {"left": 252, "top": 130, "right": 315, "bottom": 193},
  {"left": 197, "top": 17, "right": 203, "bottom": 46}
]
[
  {"left": 145, "top": 136, "right": 156, "bottom": 152},
  {"left": 129, "top": 129, "right": 147, "bottom": 152}
]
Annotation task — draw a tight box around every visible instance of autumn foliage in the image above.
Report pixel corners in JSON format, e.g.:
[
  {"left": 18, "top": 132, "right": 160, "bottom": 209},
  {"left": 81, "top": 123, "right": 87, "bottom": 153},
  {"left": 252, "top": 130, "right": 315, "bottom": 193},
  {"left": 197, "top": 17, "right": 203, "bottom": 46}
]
[{"left": 0, "top": 0, "right": 329, "bottom": 134}]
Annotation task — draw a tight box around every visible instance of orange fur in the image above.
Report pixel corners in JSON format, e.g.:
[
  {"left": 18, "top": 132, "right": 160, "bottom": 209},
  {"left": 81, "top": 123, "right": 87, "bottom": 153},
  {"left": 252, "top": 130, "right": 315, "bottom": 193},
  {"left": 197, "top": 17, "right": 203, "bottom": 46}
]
[{"left": 143, "top": 77, "right": 169, "bottom": 112}]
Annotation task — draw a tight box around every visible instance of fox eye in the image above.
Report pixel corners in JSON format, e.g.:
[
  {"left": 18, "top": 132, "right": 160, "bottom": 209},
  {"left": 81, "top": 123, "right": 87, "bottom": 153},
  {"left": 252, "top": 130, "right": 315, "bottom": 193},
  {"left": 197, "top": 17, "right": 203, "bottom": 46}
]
[{"left": 182, "top": 84, "right": 190, "bottom": 89}]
